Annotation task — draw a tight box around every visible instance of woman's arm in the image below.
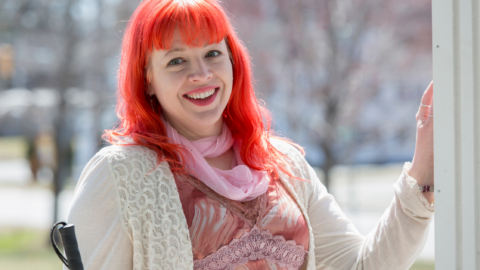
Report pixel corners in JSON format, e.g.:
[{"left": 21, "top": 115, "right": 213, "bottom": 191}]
[
  {"left": 305, "top": 161, "right": 433, "bottom": 270},
  {"left": 64, "top": 151, "right": 133, "bottom": 270},
  {"left": 406, "top": 81, "right": 434, "bottom": 204}
]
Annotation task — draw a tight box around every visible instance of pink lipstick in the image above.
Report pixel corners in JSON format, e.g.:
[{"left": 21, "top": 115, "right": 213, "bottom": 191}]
[{"left": 183, "top": 86, "right": 220, "bottom": 106}]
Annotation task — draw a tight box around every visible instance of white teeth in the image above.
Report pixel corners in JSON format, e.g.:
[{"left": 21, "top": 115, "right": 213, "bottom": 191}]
[{"left": 187, "top": 89, "right": 216, "bottom": 99}]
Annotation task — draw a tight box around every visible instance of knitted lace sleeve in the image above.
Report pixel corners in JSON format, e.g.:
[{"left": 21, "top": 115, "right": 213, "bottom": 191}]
[
  {"left": 65, "top": 147, "right": 133, "bottom": 270},
  {"left": 105, "top": 145, "right": 193, "bottom": 270},
  {"left": 67, "top": 145, "right": 194, "bottom": 270}
]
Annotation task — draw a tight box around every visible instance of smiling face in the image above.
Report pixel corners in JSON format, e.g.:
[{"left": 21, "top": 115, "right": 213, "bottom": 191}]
[{"left": 147, "top": 29, "right": 233, "bottom": 140}]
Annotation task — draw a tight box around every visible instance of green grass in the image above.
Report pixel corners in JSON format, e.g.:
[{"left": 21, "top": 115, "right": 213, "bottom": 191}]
[
  {"left": 0, "top": 227, "right": 63, "bottom": 270},
  {"left": 0, "top": 136, "right": 28, "bottom": 159},
  {"left": 0, "top": 227, "right": 434, "bottom": 270},
  {"left": 410, "top": 260, "right": 435, "bottom": 270}
]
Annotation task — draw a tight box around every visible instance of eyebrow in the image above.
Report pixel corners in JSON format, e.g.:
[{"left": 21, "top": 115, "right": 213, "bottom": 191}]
[
  {"left": 163, "top": 42, "right": 218, "bottom": 57},
  {"left": 164, "top": 47, "right": 185, "bottom": 57}
]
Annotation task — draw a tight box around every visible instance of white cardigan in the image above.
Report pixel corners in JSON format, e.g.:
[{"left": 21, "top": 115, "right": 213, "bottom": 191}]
[{"left": 66, "top": 139, "right": 434, "bottom": 270}]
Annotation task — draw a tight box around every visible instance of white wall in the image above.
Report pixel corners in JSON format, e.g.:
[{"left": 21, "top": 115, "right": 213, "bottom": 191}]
[{"left": 432, "top": 0, "right": 480, "bottom": 269}]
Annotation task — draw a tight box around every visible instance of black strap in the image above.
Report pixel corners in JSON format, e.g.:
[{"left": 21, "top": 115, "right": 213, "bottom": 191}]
[
  {"left": 51, "top": 221, "right": 69, "bottom": 267},
  {"left": 51, "top": 222, "right": 84, "bottom": 270}
]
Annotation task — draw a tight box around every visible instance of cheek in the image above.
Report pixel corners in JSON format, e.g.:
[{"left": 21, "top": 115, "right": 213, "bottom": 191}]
[
  {"left": 218, "top": 61, "right": 234, "bottom": 93},
  {"left": 153, "top": 72, "right": 184, "bottom": 105}
]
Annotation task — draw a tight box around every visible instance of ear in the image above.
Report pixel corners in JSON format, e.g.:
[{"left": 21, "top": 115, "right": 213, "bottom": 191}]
[
  {"left": 145, "top": 68, "right": 154, "bottom": 95},
  {"left": 224, "top": 38, "right": 235, "bottom": 67}
]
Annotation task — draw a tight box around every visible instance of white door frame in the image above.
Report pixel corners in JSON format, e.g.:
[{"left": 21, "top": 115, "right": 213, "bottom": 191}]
[{"left": 432, "top": 0, "right": 480, "bottom": 269}]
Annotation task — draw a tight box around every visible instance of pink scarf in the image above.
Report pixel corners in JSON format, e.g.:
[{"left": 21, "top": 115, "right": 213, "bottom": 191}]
[{"left": 164, "top": 121, "right": 269, "bottom": 202}]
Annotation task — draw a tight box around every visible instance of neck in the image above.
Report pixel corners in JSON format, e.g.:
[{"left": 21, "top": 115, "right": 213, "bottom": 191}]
[{"left": 165, "top": 116, "right": 224, "bottom": 141}]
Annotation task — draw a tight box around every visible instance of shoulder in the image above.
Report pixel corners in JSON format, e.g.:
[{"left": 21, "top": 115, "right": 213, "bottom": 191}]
[
  {"left": 69, "top": 147, "right": 125, "bottom": 224},
  {"left": 270, "top": 137, "right": 310, "bottom": 178},
  {"left": 270, "top": 137, "right": 303, "bottom": 157},
  {"left": 269, "top": 138, "right": 327, "bottom": 224},
  {"left": 93, "top": 145, "right": 173, "bottom": 190},
  {"left": 95, "top": 144, "right": 169, "bottom": 173},
  {"left": 72, "top": 145, "right": 157, "bottom": 196},
  {"left": 97, "top": 144, "right": 158, "bottom": 164}
]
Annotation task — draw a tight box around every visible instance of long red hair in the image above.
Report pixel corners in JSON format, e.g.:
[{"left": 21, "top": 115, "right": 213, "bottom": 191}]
[{"left": 104, "top": 0, "right": 303, "bottom": 178}]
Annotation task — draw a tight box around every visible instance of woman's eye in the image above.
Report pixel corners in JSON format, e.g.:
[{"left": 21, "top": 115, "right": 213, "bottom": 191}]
[
  {"left": 206, "top": 51, "right": 221, "bottom": 58},
  {"left": 168, "top": 58, "right": 184, "bottom": 66}
]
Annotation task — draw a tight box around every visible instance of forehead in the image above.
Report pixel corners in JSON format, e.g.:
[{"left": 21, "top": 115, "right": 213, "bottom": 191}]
[
  {"left": 169, "top": 28, "right": 224, "bottom": 48},
  {"left": 156, "top": 29, "right": 225, "bottom": 55},
  {"left": 150, "top": 37, "right": 225, "bottom": 65}
]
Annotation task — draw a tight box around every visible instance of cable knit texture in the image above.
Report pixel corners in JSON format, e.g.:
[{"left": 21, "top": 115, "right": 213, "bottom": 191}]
[{"left": 103, "top": 145, "right": 193, "bottom": 270}]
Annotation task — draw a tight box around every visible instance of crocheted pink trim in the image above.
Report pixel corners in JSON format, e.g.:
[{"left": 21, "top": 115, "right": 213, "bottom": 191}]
[{"left": 193, "top": 226, "right": 308, "bottom": 270}]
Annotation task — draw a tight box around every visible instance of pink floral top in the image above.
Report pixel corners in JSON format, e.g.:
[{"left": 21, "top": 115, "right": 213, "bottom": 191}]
[{"left": 174, "top": 175, "right": 309, "bottom": 270}]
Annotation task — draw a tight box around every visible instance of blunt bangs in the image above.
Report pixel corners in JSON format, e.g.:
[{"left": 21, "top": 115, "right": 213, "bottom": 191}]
[
  {"left": 144, "top": 0, "right": 230, "bottom": 52},
  {"left": 107, "top": 0, "right": 303, "bottom": 183}
]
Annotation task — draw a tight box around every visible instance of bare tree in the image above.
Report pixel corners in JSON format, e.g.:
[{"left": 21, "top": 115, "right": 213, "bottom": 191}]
[
  {"left": 0, "top": 0, "right": 140, "bottom": 222},
  {"left": 1, "top": 0, "right": 431, "bottom": 196},
  {"left": 225, "top": 0, "right": 432, "bottom": 189}
]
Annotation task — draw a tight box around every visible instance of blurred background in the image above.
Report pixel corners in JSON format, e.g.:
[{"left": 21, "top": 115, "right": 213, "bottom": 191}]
[{"left": 0, "top": 0, "right": 433, "bottom": 269}]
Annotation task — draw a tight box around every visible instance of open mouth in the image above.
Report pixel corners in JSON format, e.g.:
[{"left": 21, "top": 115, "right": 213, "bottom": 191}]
[{"left": 183, "top": 87, "right": 220, "bottom": 106}]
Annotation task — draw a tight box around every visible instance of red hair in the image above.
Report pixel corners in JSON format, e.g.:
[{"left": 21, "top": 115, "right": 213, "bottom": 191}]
[{"left": 104, "top": 0, "right": 303, "bottom": 179}]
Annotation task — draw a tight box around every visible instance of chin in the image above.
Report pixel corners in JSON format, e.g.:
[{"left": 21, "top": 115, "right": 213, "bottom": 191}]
[{"left": 190, "top": 111, "right": 223, "bottom": 126}]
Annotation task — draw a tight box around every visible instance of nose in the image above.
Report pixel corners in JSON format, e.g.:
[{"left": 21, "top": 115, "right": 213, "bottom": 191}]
[{"left": 188, "top": 58, "right": 213, "bottom": 83}]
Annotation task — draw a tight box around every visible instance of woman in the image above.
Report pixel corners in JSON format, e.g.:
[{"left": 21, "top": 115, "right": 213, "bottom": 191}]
[{"left": 66, "top": 0, "right": 435, "bottom": 269}]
